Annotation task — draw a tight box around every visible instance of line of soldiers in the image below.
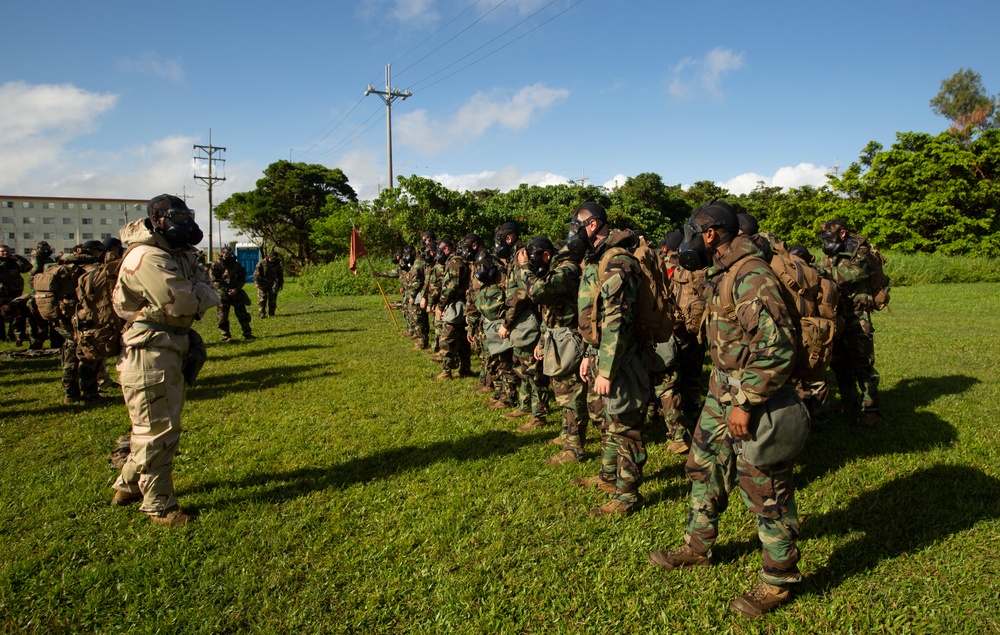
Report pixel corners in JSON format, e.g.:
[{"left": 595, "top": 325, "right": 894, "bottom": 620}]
[{"left": 385, "top": 201, "right": 884, "bottom": 618}]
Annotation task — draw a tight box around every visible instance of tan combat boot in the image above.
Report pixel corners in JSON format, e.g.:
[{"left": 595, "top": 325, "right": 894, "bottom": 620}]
[
  {"left": 589, "top": 496, "right": 642, "bottom": 517},
  {"left": 515, "top": 416, "right": 546, "bottom": 432},
  {"left": 430, "top": 370, "right": 452, "bottom": 381},
  {"left": 571, "top": 475, "right": 617, "bottom": 495},
  {"left": 543, "top": 449, "right": 578, "bottom": 465},
  {"left": 110, "top": 490, "right": 142, "bottom": 507},
  {"left": 666, "top": 438, "right": 690, "bottom": 455},
  {"left": 149, "top": 507, "right": 192, "bottom": 527},
  {"left": 730, "top": 580, "right": 793, "bottom": 617},
  {"left": 647, "top": 544, "right": 712, "bottom": 570}
]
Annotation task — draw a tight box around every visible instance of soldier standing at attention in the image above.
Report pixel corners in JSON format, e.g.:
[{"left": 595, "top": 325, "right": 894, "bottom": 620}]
[
  {"left": 647, "top": 202, "right": 802, "bottom": 618},
  {"left": 210, "top": 246, "right": 254, "bottom": 342},
  {"left": 567, "top": 202, "right": 650, "bottom": 517},
  {"left": 432, "top": 239, "right": 472, "bottom": 380},
  {"left": 110, "top": 194, "right": 220, "bottom": 526},
  {"left": 0, "top": 244, "right": 32, "bottom": 343},
  {"left": 253, "top": 251, "right": 284, "bottom": 319},
  {"left": 818, "top": 219, "right": 882, "bottom": 428}
]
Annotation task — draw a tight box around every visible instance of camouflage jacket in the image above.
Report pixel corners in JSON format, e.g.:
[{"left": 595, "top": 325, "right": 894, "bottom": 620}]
[
  {"left": 406, "top": 256, "right": 429, "bottom": 301},
  {"left": 439, "top": 254, "right": 469, "bottom": 309},
  {"left": 820, "top": 232, "right": 873, "bottom": 313},
  {"left": 474, "top": 282, "right": 506, "bottom": 323},
  {"left": 578, "top": 231, "right": 641, "bottom": 379},
  {"left": 0, "top": 254, "right": 31, "bottom": 299},
  {"left": 502, "top": 243, "right": 534, "bottom": 329},
  {"left": 425, "top": 261, "right": 445, "bottom": 308},
  {"left": 521, "top": 247, "right": 581, "bottom": 331},
  {"left": 671, "top": 262, "right": 707, "bottom": 337},
  {"left": 30, "top": 253, "right": 54, "bottom": 278},
  {"left": 703, "top": 234, "right": 796, "bottom": 409},
  {"left": 114, "top": 219, "right": 220, "bottom": 329},
  {"left": 465, "top": 275, "right": 482, "bottom": 330},
  {"left": 253, "top": 259, "right": 284, "bottom": 290},
  {"left": 209, "top": 259, "right": 247, "bottom": 294}
]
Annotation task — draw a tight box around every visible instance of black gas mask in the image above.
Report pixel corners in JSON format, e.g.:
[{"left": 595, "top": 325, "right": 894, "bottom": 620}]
[
  {"left": 435, "top": 247, "right": 449, "bottom": 265},
  {"left": 493, "top": 232, "right": 514, "bottom": 260},
  {"left": 220, "top": 248, "right": 237, "bottom": 263},
  {"left": 401, "top": 249, "right": 415, "bottom": 270},
  {"left": 677, "top": 221, "right": 715, "bottom": 271},
  {"left": 474, "top": 259, "right": 499, "bottom": 284},
  {"left": 526, "top": 244, "right": 552, "bottom": 278},
  {"left": 565, "top": 214, "right": 601, "bottom": 260},
  {"left": 819, "top": 230, "right": 845, "bottom": 257},
  {"left": 159, "top": 209, "right": 203, "bottom": 249}
]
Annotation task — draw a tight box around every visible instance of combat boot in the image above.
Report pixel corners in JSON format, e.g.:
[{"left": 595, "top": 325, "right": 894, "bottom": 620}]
[
  {"left": 149, "top": 507, "right": 192, "bottom": 527},
  {"left": 571, "top": 475, "right": 617, "bottom": 495},
  {"left": 515, "top": 416, "right": 546, "bottom": 432},
  {"left": 110, "top": 489, "right": 142, "bottom": 507},
  {"left": 647, "top": 544, "right": 712, "bottom": 570},
  {"left": 503, "top": 409, "right": 531, "bottom": 419},
  {"left": 859, "top": 409, "right": 881, "bottom": 428},
  {"left": 666, "top": 438, "right": 690, "bottom": 455},
  {"left": 547, "top": 435, "right": 565, "bottom": 446},
  {"left": 220, "top": 334, "right": 232, "bottom": 343},
  {"left": 730, "top": 581, "right": 793, "bottom": 618},
  {"left": 589, "top": 496, "right": 642, "bottom": 517},
  {"left": 475, "top": 386, "right": 493, "bottom": 395},
  {"left": 543, "top": 449, "right": 578, "bottom": 465},
  {"left": 243, "top": 333, "right": 255, "bottom": 340},
  {"left": 431, "top": 370, "right": 452, "bottom": 381}
]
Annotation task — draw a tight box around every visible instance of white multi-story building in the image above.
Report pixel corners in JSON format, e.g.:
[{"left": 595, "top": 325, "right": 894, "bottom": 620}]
[{"left": 0, "top": 196, "right": 147, "bottom": 256}]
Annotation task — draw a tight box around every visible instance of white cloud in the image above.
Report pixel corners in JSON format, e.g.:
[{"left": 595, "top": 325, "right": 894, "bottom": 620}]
[
  {"left": 718, "top": 162, "right": 831, "bottom": 195},
  {"left": 357, "top": 0, "right": 438, "bottom": 26},
  {"left": 0, "top": 81, "right": 117, "bottom": 147},
  {"left": 117, "top": 52, "right": 184, "bottom": 82},
  {"left": 428, "top": 167, "right": 571, "bottom": 193},
  {"left": 603, "top": 174, "right": 628, "bottom": 190},
  {"left": 668, "top": 47, "right": 745, "bottom": 98},
  {"left": 397, "top": 83, "right": 569, "bottom": 154}
]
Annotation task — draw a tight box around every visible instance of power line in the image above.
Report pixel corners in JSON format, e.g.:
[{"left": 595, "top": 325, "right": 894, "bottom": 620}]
[{"left": 193, "top": 129, "right": 226, "bottom": 262}]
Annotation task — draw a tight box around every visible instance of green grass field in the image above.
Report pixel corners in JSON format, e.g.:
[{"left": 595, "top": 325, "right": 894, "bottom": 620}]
[{"left": 2, "top": 282, "right": 999, "bottom": 634}]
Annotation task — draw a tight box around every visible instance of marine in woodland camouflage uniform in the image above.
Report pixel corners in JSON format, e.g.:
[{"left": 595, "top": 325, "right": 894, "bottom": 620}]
[
  {"left": 253, "top": 252, "right": 284, "bottom": 318},
  {"left": 521, "top": 237, "right": 588, "bottom": 463},
  {"left": 471, "top": 251, "right": 518, "bottom": 407},
  {"left": 648, "top": 202, "right": 802, "bottom": 618},
  {"left": 432, "top": 239, "right": 472, "bottom": 380},
  {"left": 26, "top": 241, "right": 61, "bottom": 348},
  {"left": 110, "top": 194, "right": 220, "bottom": 527},
  {"left": 424, "top": 244, "right": 446, "bottom": 355},
  {"left": 407, "top": 243, "right": 432, "bottom": 350},
  {"left": 52, "top": 242, "right": 106, "bottom": 403},
  {"left": 567, "top": 202, "right": 649, "bottom": 517},
  {"left": 459, "top": 236, "right": 490, "bottom": 390},
  {"left": 210, "top": 247, "right": 254, "bottom": 342},
  {"left": 0, "top": 244, "right": 32, "bottom": 343},
  {"left": 818, "top": 219, "right": 881, "bottom": 428}
]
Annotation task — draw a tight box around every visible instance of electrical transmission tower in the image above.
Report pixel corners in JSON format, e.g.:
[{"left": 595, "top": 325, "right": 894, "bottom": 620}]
[
  {"left": 365, "top": 64, "right": 412, "bottom": 189},
  {"left": 193, "top": 129, "right": 226, "bottom": 261}
]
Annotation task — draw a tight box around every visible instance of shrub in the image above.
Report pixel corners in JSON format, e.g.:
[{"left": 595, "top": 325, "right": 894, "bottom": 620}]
[{"left": 298, "top": 256, "right": 395, "bottom": 297}]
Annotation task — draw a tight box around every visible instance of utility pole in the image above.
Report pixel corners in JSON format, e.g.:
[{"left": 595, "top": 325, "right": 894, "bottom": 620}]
[
  {"left": 193, "top": 129, "right": 226, "bottom": 261},
  {"left": 365, "top": 64, "right": 411, "bottom": 189}
]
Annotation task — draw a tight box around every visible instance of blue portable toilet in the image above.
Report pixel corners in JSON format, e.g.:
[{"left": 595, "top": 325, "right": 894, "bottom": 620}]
[{"left": 235, "top": 244, "right": 260, "bottom": 284}]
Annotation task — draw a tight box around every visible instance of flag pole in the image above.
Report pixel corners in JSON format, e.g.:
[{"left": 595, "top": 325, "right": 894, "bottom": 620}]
[{"left": 353, "top": 221, "right": 400, "bottom": 332}]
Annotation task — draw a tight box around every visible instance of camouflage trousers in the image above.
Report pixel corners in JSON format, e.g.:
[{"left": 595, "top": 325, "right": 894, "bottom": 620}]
[
  {"left": 586, "top": 361, "right": 647, "bottom": 506},
  {"left": 683, "top": 388, "right": 802, "bottom": 585},
  {"left": 653, "top": 333, "right": 706, "bottom": 442},
  {"left": 514, "top": 346, "right": 549, "bottom": 417},
  {"left": 257, "top": 287, "right": 278, "bottom": 317},
  {"left": 550, "top": 369, "right": 588, "bottom": 457},
  {"left": 413, "top": 304, "right": 429, "bottom": 348},
  {"left": 432, "top": 312, "right": 443, "bottom": 352},
  {"left": 217, "top": 299, "right": 253, "bottom": 337},
  {"left": 830, "top": 313, "right": 879, "bottom": 412},
  {"left": 487, "top": 350, "right": 518, "bottom": 404},
  {"left": 439, "top": 320, "right": 472, "bottom": 374},
  {"left": 402, "top": 302, "right": 417, "bottom": 338},
  {"left": 113, "top": 327, "right": 190, "bottom": 515},
  {"left": 57, "top": 325, "right": 100, "bottom": 399}
]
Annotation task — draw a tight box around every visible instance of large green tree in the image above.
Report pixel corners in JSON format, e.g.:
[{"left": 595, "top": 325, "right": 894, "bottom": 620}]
[
  {"left": 216, "top": 161, "right": 357, "bottom": 266},
  {"left": 609, "top": 172, "right": 692, "bottom": 241},
  {"left": 930, "top": 68, "right": 997, "bottom": 134}
]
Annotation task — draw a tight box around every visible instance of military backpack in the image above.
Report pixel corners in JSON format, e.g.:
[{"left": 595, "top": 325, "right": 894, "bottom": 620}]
[
  {"left": 73, "top": 256, "right": 126, "bottom": 360},
  {"left": 32, "top": 263, "right": 85, "bottom": 322}
]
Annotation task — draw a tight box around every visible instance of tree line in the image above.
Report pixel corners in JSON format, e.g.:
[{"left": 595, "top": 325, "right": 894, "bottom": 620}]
[{"left": 216, "top": 69, "right": 1000, "bottom": 268}]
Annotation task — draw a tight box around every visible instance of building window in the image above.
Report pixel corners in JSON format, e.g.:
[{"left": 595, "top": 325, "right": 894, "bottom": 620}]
[
  {"left": 82, "top": 218, "right": 93, "bottom": 225},
  {"left": 63, "top": 218, "right": 73, "bottom": 225},
  {"left": 117, "top": 203, "right": 126, "bottom": 211},
  {"left": 101, "top": 232, "right": 112, "bottom": 240},
  {"left": 100, "top": 218, "right": 110, "bottom": 225},
  {"left": 23, "top": 232, "right": 32, "bottom": 239},
  {"left": 23, "top": 217, "right": 35, "bottom": 224},
  {"left": 2, "top": 201, "right": 13, "bottom": 208},
  {"left": 4, "top": 232, "right": 14, "bottom": 240},
  {"left": 65, "top": 232, "right": 75, "bottom": 240},
  {"left": 80, "top": 203, "right": 92, "bottom": 210},
  {"left": 24, "top": 248, "right": 32, "bottom": 256},
  {"left": 135, "top": 204, "right": 145, "bottom": 212},
  {"left": 43, "top": 217, "right": 55, "bottom": 225},
  {"left": 118, "top": 218, "right": 126, "bottom": 226},
  {"left": 62, "top": 202, "right": 75, "bottom": 210},
  {"left": 82, "top": 232, "right": 94, "bottom": 240},
  {"left": 1, "top": 216, "right": 13, "bottom": 224},
  {"left": 43, "top": 202, "right": 55, "bottom": 209},
  {"left": 22, "top": 201, "right": 34, "bottom": 209},
  {"left": 43, "top": 233, "right": 52, "bottom": 240},
  {"left": 63, "top": 247, "right": 73, "bottom": 254}
]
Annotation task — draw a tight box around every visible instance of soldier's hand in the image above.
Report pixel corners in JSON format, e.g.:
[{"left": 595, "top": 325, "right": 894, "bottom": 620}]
[
  {"left": 228, "top": 288, "right": 237, "bottom": 296},
  {"left": 515, "top": 248, "right": 528, "bottom": 265},
  {"left": 579, "top": 357, "right": 589, "bottom": 382},
  {"left": 594, "top": 375, "right": 612, "bottom": 396},
  {"left": 727, "top": 406, "right": 751, "bottom": 440},
  {"left": 533, "top": 344, "right": 543, "bottom": 361},
  {"left": 419, "top": 298, "right": 426, "bottom": 309},
  {"left": 498, "top": 325, "right": 509, "bottom": 339}
]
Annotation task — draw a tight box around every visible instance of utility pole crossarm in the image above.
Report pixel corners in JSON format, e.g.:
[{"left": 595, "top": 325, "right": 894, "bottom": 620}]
[{"left": 193, "top": 128, "right": 226, "bottom": 262}]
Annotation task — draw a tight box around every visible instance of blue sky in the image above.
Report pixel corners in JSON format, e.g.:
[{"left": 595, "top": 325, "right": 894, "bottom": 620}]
[{"left": 3, "top": 0, "right": 998, "bottom": 244}]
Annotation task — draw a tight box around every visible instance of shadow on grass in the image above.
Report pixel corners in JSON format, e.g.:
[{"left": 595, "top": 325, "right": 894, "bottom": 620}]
[
  {"left": 801, "top": 463, "right": 1000, "bottom": 595},
  {"left": 207, "top": 343, "right": 332, "bottom": 361},
  {"left": 797, "top": 374, "right": 976, "bottom": 489},
  {"left": 262, "top": 327, "right": 363, "bottom": 340},
  {"left": 187, "top": 429, "right": 546, "bottom": 510},
  {"left": 277, "top": 307, "right": 363, "bottom": 317},
  {"left": 188, "top": 362, "right": 338, "bottom": 401}
]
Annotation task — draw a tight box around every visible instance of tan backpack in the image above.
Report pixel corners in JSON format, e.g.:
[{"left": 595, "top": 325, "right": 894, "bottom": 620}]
[{"left": 73, "top": 257, "right": 126, "bottom": 360}]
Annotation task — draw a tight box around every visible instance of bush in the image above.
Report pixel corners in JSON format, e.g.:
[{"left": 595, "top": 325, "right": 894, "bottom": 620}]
[{"left": 298, "top": 256, "right": 396, "bottom": 297}]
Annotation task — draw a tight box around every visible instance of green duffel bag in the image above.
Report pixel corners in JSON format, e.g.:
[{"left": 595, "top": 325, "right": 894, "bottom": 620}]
[
  {"left": 643, "top": 336, "right": 678, "bottom": 373},
  {"left": 442, "top": 300, "right": 466, "bottom": 325},
  {"left": 602, "top": 347, "right": 651, "bottom": 416},
  {"left": 483, "top": 318, "right": 512, "bottom": 356},
  {"left": 542, "top": 326, "right": 583, "bottom": 377},
  {"left": 509, "top": 309, "right": 541, "bottom": 349},
  {"left": 742, "top": 383, "right": 811, "bottom": 468}
]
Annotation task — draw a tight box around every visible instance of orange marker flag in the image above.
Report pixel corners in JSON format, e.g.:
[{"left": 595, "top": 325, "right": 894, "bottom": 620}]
[{"left": 349, "top": 225, "right": 367, "bottom": 275}]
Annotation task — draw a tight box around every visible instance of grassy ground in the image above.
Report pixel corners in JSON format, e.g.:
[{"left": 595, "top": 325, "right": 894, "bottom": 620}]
[{"left": 2, "top": 282, "right": 999, "bottom": 634}]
